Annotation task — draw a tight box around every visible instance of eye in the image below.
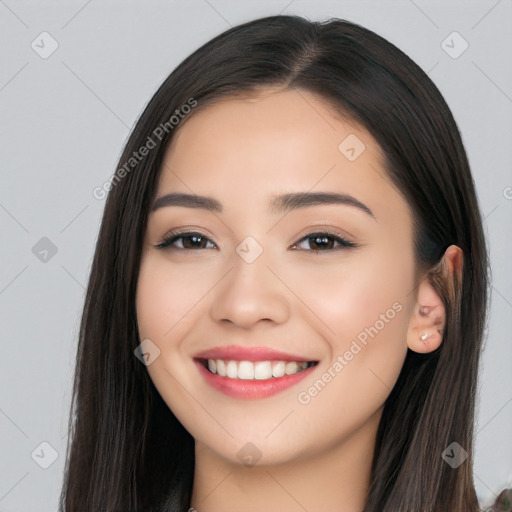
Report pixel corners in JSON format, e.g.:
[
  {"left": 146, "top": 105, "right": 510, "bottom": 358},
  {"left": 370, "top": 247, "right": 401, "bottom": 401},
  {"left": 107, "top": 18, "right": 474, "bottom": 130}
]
[
  {"left": 154, "top": 231, "right": 216, "bottom": 250},
  {"left": 291, "top": 232, "right": 357, "bottom": 253},
  {"left": 154, "top": 230, "right": 358, "bottom": 253}
]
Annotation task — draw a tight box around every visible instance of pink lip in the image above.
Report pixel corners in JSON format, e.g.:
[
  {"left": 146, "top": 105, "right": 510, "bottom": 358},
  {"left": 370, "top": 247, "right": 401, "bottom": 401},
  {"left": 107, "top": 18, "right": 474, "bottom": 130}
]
[
  {"left": 195, "top": 359, "right": 317, "bottom": 400},
  {"left": 194, "top": 345, "right": 315, "bottom": 362}
]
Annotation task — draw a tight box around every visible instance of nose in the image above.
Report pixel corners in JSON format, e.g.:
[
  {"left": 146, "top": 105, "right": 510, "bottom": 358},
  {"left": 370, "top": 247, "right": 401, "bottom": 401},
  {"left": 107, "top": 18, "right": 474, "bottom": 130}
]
[{"left": 209, "top": 250, "right": 290, "bottom": 329}]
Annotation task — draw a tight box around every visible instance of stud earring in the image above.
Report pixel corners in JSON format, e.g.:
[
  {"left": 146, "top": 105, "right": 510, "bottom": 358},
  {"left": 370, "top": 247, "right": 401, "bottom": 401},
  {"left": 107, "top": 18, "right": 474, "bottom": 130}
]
[{"left": 419, "top": 331, "right": 432, "bottom": 342}]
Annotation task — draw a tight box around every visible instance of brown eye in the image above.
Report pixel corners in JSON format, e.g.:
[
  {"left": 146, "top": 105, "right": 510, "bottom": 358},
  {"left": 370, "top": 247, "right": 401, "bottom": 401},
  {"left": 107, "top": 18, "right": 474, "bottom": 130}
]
[
  {"left": 291, "top": 232, "right": 357, "bottom": 253},
  {"left": 155, "top": 232, "right": 217, "bottom": 250}
]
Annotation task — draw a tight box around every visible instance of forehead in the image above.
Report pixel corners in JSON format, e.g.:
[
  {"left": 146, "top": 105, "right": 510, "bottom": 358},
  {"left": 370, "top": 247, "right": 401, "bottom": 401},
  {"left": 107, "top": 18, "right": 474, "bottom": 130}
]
[
  {"left": 157, "top": 88, "right": 408, "bottom": 223},
  {"left": 163, "top": 87, "right": 375, "bottom": 169}
]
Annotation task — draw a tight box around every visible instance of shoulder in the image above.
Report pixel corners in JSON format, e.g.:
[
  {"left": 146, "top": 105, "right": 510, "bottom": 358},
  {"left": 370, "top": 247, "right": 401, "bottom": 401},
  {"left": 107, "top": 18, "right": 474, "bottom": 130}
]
[{"left": 482, "top": 488, "right": 512, "bottom": 512}]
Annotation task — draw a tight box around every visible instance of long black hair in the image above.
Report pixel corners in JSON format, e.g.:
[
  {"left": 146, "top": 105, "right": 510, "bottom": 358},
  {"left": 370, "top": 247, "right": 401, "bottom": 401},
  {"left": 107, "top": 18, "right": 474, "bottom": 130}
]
[{"left": 60, "top": 14, "right": 490, "bottom": 511}]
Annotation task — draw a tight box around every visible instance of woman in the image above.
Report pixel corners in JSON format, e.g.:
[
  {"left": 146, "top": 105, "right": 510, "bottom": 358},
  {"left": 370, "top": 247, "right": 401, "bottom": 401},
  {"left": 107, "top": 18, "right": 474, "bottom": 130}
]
[{"left": 59, "top": 14, "right": 509, "bottom": 512}]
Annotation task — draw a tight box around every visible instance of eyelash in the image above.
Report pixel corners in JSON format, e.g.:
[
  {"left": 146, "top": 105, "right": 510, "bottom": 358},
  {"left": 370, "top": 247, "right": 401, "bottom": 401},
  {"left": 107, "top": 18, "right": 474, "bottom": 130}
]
[{"left": 154, "top": 230, "right": 358, "bottom": 253}]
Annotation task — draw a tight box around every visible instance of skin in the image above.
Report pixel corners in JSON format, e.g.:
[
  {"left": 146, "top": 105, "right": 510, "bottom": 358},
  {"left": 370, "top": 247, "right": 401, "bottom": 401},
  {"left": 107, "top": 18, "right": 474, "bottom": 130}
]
[{"left": 136, "top": 87, "right": 462, "bottom": 512}]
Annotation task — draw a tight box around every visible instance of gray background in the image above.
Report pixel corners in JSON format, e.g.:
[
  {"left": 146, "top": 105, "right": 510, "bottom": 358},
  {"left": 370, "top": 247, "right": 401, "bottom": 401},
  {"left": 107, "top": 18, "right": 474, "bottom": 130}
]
[{"left": 0, "top": 0, "right": 511, "bottom": 510}]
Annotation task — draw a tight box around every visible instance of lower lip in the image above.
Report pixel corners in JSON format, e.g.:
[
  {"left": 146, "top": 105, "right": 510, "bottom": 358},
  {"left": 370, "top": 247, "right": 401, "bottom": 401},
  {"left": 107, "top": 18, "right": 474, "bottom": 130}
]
[{"left": 195, "top": 359, "right": 316, "bottom": 399}]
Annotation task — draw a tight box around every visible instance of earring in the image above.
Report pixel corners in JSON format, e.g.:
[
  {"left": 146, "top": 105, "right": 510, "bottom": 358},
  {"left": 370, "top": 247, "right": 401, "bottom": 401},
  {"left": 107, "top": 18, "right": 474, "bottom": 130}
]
[{"left": 419, "top": 331, "right": 432, "bottom": 342}]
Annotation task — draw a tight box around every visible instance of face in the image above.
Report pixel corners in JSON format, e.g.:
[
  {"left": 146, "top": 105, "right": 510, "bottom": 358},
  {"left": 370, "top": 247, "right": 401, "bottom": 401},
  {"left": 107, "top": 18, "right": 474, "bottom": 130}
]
[{"left": 136, "top": 87, "right": 418, "bottom": 467}]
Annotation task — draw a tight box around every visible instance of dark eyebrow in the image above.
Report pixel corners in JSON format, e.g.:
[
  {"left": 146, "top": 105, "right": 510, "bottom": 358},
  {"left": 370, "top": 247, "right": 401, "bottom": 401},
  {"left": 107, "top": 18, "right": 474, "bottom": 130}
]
[
  {"left": 152, "top": 193, "right": 222, "bottom": 212},
  {"left": 269, "top": 191, "right": 376, "bottom": 220},
  {"left": 151, "top": 191, "right": 376, "bottom": 220}
]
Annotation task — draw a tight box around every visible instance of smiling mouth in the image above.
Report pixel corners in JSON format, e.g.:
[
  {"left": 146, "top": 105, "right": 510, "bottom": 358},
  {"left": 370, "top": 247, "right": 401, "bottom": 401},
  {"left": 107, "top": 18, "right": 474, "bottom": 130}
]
[{"left": 199, "top": 358, "right": 319, "bottom": 380}]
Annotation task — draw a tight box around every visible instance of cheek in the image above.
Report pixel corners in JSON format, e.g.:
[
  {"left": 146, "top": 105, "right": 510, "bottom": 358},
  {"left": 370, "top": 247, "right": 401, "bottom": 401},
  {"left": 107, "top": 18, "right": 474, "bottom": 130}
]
[
  {"left": 135, "top": 264, "right": 174, "bottom": 340},
  {"left": 135, "top": 257, "right": 207, "bottom": 430},
  {"left": 289, "top": 250, "right": 413, "bottom": 409},
  {"left": 287, "top": 249, "right": 412, "bottom": 344},
  {"left": 135, "top": 255, "right": 211, "bottom": 340},
  {"left": 135, "top": 258, "right": 200, "bottom": 395}
]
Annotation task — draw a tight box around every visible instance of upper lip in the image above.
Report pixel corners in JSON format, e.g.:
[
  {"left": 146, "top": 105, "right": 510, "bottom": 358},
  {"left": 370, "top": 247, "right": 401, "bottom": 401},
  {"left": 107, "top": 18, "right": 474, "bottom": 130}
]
[{"left": 194, "top": 345, "right": 318, "bottom": 362}]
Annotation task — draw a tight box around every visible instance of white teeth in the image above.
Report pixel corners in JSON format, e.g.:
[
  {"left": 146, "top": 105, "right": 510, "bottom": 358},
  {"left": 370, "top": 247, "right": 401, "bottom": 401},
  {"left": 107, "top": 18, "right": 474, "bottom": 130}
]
[
  {"left": 285, "top": 361, "right": 299, "bottom": 375},
  {"left": 226, "top": 360, "right": 238, "bottom": 379},
  {"left": 254, "top": 361, "right": 272, "bottom": 380},
  {"left": 216, "top": 359, "right": 226, "bottom": 377},
  {"left": 238, "top": 361, "right": 254, "bottom": 380},
  {"left": 205, "top": 359, "right": 312, "bottom": 380},
  {"left": 272, "top": 361, "right": 286, "bottom": 378}
]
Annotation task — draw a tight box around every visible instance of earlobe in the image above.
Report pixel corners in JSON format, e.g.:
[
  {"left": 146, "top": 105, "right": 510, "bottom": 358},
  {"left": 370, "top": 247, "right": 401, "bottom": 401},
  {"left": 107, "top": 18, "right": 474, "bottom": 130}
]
[
  {"left": 406, "top": 291, "right": 446, "bottom": 354},
  {"left": 406, "top": 245, "right": 463, "bottom": 354}
]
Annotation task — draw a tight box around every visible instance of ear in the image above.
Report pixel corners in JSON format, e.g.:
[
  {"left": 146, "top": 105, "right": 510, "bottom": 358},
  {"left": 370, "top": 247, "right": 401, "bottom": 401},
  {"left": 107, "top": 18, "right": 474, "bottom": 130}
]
[{"left": 406, "top": 245, "right": 463, "bottom": 354}]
